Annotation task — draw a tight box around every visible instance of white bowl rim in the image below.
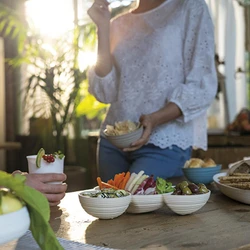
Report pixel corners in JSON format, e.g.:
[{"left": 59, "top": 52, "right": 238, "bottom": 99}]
[
  {"left": 132, "top": 193, "right": 163, "bottom": 197},
  {"left": 0, "top": 205, "right": 28, "bottom": 218},
  {"left": 78, "top": 189, "right": 131, "bottom": 199},
  {"left": 103, "top": 124, "right": 143, "bottom": 138},
  {"left": 164, "top": 190, "right": 211, "bottom": 198}
]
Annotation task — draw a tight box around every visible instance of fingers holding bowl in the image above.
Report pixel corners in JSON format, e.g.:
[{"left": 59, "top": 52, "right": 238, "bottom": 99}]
[{"left": 104, "top": 121, "right": 144, "bottom": 150}]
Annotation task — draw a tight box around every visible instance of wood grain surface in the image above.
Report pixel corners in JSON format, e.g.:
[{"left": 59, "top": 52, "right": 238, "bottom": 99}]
[{"left": 48, "top": 181, "right": 250, "bottom": 250}]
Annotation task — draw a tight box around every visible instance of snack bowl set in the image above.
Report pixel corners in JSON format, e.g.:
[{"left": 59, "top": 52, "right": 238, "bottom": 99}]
[
  {"left": 78, "top": 189, "right": 132, "bottom": 219},
  {"left": 79, "top": 188, "right": 211, "bottom": 217},
  {"left": 182, "top": 165, "right": 222, "bottom": 185},
  {"left": 78, "top": 156, "right": 215, "bottom": 219}
]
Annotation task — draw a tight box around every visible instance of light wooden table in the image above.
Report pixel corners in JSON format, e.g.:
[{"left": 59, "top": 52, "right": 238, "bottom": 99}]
[
  {"left": 48, "top": 181, "right": 250, "bottom": 250},
  {"left": 2, "top": 179, "right": 250, "bottom": 250}
]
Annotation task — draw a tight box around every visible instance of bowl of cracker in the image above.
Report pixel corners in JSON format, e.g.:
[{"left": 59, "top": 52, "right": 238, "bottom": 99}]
[{"left": 213, "top": 159, "right": 250, "bottom": 205}]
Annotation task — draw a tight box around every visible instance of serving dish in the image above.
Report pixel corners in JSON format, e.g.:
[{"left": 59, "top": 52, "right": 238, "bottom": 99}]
[{"left": 213, "top": 172, "right": 250, "bottom": 205}]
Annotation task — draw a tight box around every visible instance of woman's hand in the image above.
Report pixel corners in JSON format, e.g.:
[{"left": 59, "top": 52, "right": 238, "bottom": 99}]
[
  {"left": 123, "top": 103, "right": 182, "bottom": 152},
  {"left": 87, "top": 0, "right": 112, "bottom": 76},
  {"left": 123, "top": 114, "right": 156, "bottom": 152},
  {"left": 13, "top": 171, "right": 67, "bottom": 206},
  {"left": 87, "top": 0, "right": 111, "bottom": 29}
]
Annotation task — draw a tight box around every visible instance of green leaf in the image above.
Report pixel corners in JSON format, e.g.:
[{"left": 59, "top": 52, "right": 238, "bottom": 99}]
[
  {"left": 76, "top": 94, "right": 108, "bottom": 117},
  {"left": 0, "top": 171, "right": 63, "bottom": 250},
  {"left": 156, "top": 177, "right": 174, "bottom": 194}
]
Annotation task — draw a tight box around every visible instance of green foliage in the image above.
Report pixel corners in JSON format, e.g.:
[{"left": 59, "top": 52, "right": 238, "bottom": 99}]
[
  {"left": 76, "top": 79, "right": 108, "bottom": 121},
  {"left": 19, "top": 33, "right": 88, "bottom": 148},
  {"left": 0, "top": 2, "right": 108, "bottom": 150},
  {"left": 0, "top": 2, "right": 27, "bottom": 53},
  {"left": 76, "top": 93, "right": 108, "bottom": 120}
]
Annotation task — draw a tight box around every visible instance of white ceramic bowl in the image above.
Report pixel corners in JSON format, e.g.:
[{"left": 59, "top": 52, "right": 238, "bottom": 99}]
[
  {"left": 78, "top": 189, "right": 132, "bottom": 219},
  {"left": 163, "top": 191, "right": 211, "bottom": 215},
  {"left": 0, "top": 206, "right": 30, "bottom": 245},
  {"left": 103, "top": 125, "right": 143, "bottom": 149},
  {"left": 213, "top": 173, "right": 250, "bottom": 205},
  {"left": 126, "top": 194, "right": 164, "bottom": 214}
]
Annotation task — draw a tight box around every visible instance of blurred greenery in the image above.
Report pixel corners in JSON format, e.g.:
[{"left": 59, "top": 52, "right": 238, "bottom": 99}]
[
  {"left": 0, "top": 1, "right": 108, "bottom": 151},
  {"left": 0, "top": 1, "right": 135, "bottom": 152}
]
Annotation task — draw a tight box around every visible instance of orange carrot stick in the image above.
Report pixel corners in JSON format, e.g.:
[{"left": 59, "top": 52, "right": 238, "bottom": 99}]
[
  {"left": 101, "top": 181, "right": 119, "bottom": 190},
  {"left": 96, "top": 177, "right": 103, "bottom": 189},
  {"left": 121, "top": 171, "right": 131, "bottom": 190},
  {"left": 116, "top": 173, "right": 125, "bottom": 188},
  {"left": 107, "top": 179, "right": 115, "bottom": 186},
  {"left": 118, "top": 179, "right": 124, "bottom": 189},
  {"left": 114, "top": 174, "right": 121, "bottom": 187},
  {"left": 113, "top": 174, "right": 117, "bottom": 186}
]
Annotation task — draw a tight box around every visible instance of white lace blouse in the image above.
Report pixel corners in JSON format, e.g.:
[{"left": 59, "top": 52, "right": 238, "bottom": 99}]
[{"left": 88, "top": 0, "right": 218, "bottom": 150}]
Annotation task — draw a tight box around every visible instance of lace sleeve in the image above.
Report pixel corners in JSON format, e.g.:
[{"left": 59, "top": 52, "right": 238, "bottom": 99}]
[
  {"left": 169, "top": 0, "right": 217, "bottom": 123},
  {"left": 87, "top": 19, "right": 120, "bottom": 104},
  {"left": 88, "top": 65, "right": 118, "bottom": 104}
]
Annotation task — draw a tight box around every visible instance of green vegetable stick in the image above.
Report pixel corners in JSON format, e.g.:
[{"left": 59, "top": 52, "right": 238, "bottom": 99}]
[{"left": 0, "top": 171, "right": 63, "bottom": 250}]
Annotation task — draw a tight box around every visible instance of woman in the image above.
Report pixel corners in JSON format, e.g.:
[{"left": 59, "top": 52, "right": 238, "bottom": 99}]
[{"left": 87, "top": 0, "right": 218, "bottom": 181}]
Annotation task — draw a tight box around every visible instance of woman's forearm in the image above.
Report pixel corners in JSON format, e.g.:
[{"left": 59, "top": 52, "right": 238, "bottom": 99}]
[
  {"left": 151, "top": 102, "right": 182, "bottom": 128},
  {"left": 95, "top": 25, "right": 113, "bottom": 77},
  {"left": 129, "top": 102, "right": 183, "bottom": 152}
]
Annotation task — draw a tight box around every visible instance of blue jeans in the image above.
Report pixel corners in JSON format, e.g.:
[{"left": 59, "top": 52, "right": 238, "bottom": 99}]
[{"left": 97, "top": 137, "right": 192, "bottom": 182}]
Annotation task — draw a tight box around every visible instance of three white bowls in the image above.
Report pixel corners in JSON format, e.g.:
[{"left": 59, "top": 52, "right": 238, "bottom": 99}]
[
  {"left": 78, "top": 189, "right": 132, "bottom": 219},
  {"left": 163, "top": 191, "right": 211, "bottom": 215},
  {"left": 0, "top": 206, "right": 30, "bottom": 245}
]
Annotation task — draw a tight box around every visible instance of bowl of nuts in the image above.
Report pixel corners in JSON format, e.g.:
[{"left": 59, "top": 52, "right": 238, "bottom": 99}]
[{"left": 162, "top": 181, "right": 211, "bottom": 215}]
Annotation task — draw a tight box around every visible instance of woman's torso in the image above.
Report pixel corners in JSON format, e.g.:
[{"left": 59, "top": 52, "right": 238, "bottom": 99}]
[{"left": 102, "top": 0, "right": 208, "bottom": 150}]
